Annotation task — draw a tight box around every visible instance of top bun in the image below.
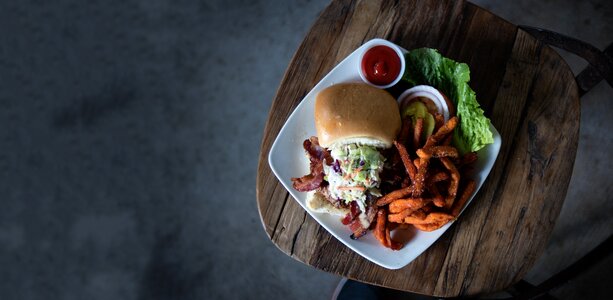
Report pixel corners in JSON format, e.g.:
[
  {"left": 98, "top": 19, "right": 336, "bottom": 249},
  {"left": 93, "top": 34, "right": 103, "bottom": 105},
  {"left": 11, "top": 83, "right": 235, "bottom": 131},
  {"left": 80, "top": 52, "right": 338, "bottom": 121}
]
[{"left": 314, "top": 83, "right": 401, "bottom": 149}]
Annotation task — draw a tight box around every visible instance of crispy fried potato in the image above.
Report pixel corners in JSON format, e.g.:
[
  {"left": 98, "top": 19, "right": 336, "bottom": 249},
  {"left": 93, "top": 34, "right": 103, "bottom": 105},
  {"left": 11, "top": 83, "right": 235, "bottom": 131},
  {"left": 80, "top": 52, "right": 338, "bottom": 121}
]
[
  {"left": 429, "top": 183, "right": 445, "bottom": 207},
  {"left": 394, "top": 140, "right": 417, "bottom": 183},
  {"left": 428, "top": 171, "right": 449, "bottom": 184},
  {"left": 386, "top": 226, "right": 403, "bottom": 250},
  {"left": 388, "top": 208, "right": 414, "bottom": 223},
  {"left": 417, "top": 146, "right": 459, "bottom": 159},
  {"left": 412, "top": 158, "right": 429, "bottom": 197},
  {"left": 389, "top": 198, "right": 431, "bottom": 213},
  {"left": 375, "top": 186, "right": 414, "bottom": 207},
  {"left": 413, "top": 221, "right": 447, "bottom": 232},
  {"left": 374, "top": 209, "right": 388, "bottom": 246},
  {"left": 374, "top": 208, "right": 403, "bottom": 250},
  {"left": 415, "top": 148, "right": 432, "bottom": 160},
  {"left": 401, "top": 177, "right": 411, "bottom": 188},
  {"left": 404, "top": 212, "right": 454, "bottom": 225},
  {"left": 376, "top": 114, "right": 480, "bottom": 237},
  {"left": 424, "top": 116, "right": 458, "bottom": 149},
  {"left": 440, "top": 157, "right": 460, "bottom": 209},
  {"left": 410, "top": 209, "right": 427, "bottom": 220},
  {"left": 413, "top": 117, "right": 424, "bottom": 149},
  {"left": 452, "top": 180, "right": 477, "bottom": 217}
]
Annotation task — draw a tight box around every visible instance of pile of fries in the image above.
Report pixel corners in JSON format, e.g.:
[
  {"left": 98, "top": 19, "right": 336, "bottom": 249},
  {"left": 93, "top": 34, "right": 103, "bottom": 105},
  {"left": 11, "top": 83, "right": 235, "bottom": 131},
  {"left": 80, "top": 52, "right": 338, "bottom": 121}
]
[{"left": 373, "top": 116, "right": 478, "bottom": 250}]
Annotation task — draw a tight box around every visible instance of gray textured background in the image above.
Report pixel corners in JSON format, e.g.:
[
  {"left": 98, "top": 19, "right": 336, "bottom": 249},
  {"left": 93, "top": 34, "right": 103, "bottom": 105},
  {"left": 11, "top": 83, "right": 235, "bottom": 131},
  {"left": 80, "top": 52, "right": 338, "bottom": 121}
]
[{"left": 0, "top": 0, "right": 611, "bottom": 299}]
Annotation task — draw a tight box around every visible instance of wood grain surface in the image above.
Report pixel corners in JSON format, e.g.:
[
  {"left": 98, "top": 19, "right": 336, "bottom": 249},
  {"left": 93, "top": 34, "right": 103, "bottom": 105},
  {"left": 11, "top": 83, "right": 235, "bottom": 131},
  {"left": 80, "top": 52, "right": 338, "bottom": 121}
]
[{"left": 256, "top": 0, "right": 580, "bottom": 297}]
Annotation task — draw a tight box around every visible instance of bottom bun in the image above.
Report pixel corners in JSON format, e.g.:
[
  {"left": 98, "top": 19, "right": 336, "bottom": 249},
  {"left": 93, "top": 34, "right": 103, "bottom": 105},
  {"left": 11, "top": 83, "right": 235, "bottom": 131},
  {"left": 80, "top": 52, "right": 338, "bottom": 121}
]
[{"left": 306, "top": 191, "right": 349, "bottom": 216}]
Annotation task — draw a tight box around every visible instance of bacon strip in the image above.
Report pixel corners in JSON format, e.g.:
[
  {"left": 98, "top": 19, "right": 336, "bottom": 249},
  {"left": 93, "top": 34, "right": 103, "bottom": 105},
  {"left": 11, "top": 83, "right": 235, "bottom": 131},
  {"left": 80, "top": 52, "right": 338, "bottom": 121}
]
[
  {"left": 348, "top": 203, "right": 377, "bottom": 239},
  {"left": 291, "top": 137, "right": 331, "bottom": 192}
]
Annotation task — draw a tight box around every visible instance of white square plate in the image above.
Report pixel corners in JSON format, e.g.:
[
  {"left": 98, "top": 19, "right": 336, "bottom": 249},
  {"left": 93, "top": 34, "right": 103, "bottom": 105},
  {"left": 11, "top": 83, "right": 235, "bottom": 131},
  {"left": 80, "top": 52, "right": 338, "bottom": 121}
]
[{"left": 268, "top": 39, "right": 501, "bottom": 269}]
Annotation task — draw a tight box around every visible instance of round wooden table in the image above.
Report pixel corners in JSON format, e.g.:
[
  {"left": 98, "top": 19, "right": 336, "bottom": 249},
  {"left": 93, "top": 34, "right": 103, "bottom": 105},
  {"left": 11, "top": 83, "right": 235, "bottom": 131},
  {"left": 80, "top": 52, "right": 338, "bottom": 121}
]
[{"left": 256, "top": 0, "right": 580, "bottom": 297}]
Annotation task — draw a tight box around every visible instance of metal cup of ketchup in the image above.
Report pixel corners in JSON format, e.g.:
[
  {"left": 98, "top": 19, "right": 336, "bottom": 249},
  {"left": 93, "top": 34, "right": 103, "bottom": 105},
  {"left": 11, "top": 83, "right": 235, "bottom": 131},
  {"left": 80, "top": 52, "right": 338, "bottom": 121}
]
[{"left": 358, "top": 39, "right": 406, "bottom": 89}]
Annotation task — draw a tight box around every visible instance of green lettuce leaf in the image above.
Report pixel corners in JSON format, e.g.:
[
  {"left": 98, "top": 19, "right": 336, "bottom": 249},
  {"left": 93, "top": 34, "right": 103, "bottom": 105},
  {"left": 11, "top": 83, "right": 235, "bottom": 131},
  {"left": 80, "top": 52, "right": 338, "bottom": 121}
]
[{"left": 402, "top": 48, "right": 493, "bottom": 153}]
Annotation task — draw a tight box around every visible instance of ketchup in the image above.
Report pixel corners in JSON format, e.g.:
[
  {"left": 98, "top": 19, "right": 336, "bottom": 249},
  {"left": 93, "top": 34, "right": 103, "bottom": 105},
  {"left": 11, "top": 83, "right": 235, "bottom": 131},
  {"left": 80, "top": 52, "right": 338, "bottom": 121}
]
[{"left": 361, "top": 45, "right": 401, "bottom": 86}]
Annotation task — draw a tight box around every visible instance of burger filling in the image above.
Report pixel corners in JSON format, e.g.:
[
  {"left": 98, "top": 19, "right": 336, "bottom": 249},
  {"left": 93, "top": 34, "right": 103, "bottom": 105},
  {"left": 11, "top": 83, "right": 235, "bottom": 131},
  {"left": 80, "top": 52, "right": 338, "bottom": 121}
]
[{"left": 324, "top": 143, "right": 384, "bottom": 227}]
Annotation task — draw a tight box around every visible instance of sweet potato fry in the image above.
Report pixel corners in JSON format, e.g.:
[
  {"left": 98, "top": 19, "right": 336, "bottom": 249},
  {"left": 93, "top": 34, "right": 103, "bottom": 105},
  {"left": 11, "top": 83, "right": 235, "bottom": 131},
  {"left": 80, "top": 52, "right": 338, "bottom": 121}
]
[
  {"left": 413, "top": 117, "right": 424, "bottom": 149},
  {"left": 428, "top": 171, "right": 449, "bottom": 184},
  {"left": 424, "top": 116, "right": 458, "bottom": 148},
  {"left": 371, "top": 113, "right": 479, "bottom": 237},
  {"left": 440, "top": 157, "right": 460, "bottom": 209},
  {"left": 389, "top": 198, "right": 431, "bottom": 213},
  {"left": 394, "top": 141, "right": 417, "bottom": 182},
  {"left": 374, "top": 209, "right": 388, "bottom": 247},
  {"left": 374, "top": 209, "right": 403, "bottom": 250},
  {"left": 415, "top": 148, "right": 432, "bottom": 160},
  {"left": 388, "top": 208, "right": 415, "bottom": 223},
  {"left": 438, "top": 146, "right": 459, "bottom": 158},
  {"left": 429, "top": 183, "right": 445, "bottom": 207},
  {"left": 375, "top": 186, "right": 414, "bottom": 206},
  {"left": 412, "top": 158, "right": 429, "bottom": 197},
  {"left": 401, "top": 177, "right": 410, "bottom": 188},
  {"left": 413, "top": 158, "right": 421, "bottom": 168},
  {"left": 451, "top": 180, "right": 477, "bottom": 217},
  {"left": 416, "top": 146, "right": 459, "bottom": 159},
  {"left": 404, "top": 212, "right": 454, "bottom": 225},
  {"left": 413, "top": 221, "right": 447, "bottom": 232},
  {"left": 421, "top": 205, "right": 433, "bottom": 214},
  {"left": 386, "top": 222, "right": 400, "bottom": 231},
  {"left": 410, "top": 209, "right": 427, "bottom": 220},
  {"left": 385, "top": 226, "right": 403, "bottom": 250}
]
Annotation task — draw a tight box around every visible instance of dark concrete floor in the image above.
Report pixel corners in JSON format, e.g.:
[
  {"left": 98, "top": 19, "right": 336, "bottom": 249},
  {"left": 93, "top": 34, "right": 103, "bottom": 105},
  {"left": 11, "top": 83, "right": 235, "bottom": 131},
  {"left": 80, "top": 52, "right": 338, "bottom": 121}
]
[{"left": 0, "top": 1, "right": 610, "bottom": 299}]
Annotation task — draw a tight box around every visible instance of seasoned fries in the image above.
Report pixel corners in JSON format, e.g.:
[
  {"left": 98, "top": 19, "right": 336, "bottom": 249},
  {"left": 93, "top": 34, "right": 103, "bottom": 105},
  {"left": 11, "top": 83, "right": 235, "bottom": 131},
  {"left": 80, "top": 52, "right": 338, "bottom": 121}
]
[
  {"left": 404, "top": 212, "right": 454, "bottom": 225},
  {"left": 389, "top": 198, "right": 431, "bottom": 213},
  {"left": 374, "top": 116, "right": 479, "bottom": 250},
  {"left": 424, "top": 116, "right": 458, "bottom": 148},
  {"left": 394, "top": 141, "right": 417, "bottom": 182},
  {"left": 413, "top": 117, "right": 424, "bottom": 150},
  {"left": 375, "top": 186, "right": 414, "bottom": 206},
  {"left": 451, "top": 180, "right": 476, "bottom": 217}
]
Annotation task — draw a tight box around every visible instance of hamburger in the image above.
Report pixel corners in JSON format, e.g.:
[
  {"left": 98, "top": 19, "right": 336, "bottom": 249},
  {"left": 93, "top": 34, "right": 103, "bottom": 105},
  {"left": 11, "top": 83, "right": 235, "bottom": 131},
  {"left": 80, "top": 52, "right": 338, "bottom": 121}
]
[{"left": 291, "top": 83, "right": 401, "bottom": 238}]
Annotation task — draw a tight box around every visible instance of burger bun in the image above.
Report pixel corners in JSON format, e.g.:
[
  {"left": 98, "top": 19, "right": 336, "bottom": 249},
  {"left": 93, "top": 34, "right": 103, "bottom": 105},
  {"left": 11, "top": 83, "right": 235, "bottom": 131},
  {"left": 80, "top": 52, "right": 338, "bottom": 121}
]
[{"left": 314, "top": 83, "right": 401, "bottom": 149}]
